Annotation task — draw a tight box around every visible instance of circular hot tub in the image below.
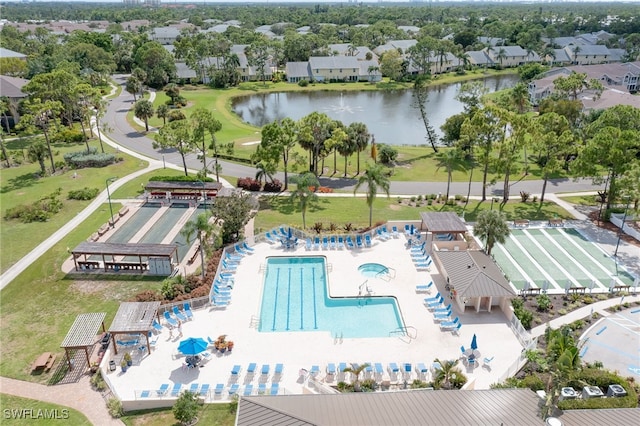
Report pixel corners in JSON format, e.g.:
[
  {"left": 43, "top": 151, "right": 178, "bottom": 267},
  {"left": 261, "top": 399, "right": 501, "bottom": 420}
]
[{"left": 358, "top": 263, "right": 389, "bottom": 278}]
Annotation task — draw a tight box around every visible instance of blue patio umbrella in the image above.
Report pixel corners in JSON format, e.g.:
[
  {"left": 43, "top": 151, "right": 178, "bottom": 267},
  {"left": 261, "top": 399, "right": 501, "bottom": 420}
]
[
  {"left": 470, "top": 334, "right": 478, "bottom": 351},
  {"left": 177, "top": 337, "right": 208, "bottom": 356}
]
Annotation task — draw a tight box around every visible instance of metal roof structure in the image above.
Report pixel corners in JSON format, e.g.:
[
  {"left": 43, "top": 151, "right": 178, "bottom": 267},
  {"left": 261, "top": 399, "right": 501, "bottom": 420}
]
[
  {"left": 420, "top": 212, "right": 468, "bottom": 234},
  {"left": 434, "top": 250, "right": 516, "bottom": 298},
  {"left": 144, "top": 181, "right": 222, "bottom": 191},
  {"left": 72, "top": 242, "right": 177, "bottom": 257},
  {"left": 60, "top": 313, "right": 106, "bottom": 371},
  {"left": 108, "top": 302, "right": 161, "bottom": 355},
  {"left": 237, "top": 388, "right": 543, "bottom": 426}
]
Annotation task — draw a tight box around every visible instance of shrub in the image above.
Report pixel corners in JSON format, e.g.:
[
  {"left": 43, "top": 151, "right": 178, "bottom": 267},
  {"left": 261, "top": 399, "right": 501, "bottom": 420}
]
[
  {"left": 427, "top": 199, "right": 433, "bottom": 206},
  {"left": 132, "top": 290, "right": 163, "bottom": 302},
  {"left": 417, "top": 195, "right": 423, "bottom": 201},
  {"left": 52, "top": 128, "right": 84, "bottom": 144},
  {"left": 68, "top": 187, "right": 99, "bottom": 200},
  {"left": 410, "top": 196, "right": 416, "bottom": 203},
  {"left": 312, "top": 222, "right": 323, "bottom": 234},
  {"left": 454, "top": 194, "right": 463, "bottom": 201},
  {"left": 520, "top": 191, "right": 530, "bottom": 202},
  {"left": 263, "top": 179, "right": 283, "bottom": 192},
  {"left": 237, "top": 177, "right": 261, "bottom": 191},
  {"left": 64, "top": 149, "right": 115, "bottom": 169},
  {"left": 377, "top": 144, "right": 398, "bottom": 164},
  {"left": 90, "top": 371, "right": 107, "bottom": 391},
  {"left": 536, "top": 294, "right": 552, "bottom": 312},
  {"left": 298, "top": 79, "right": 309, "bottom": 87},
  {"left": 173, "top": 391, "right": 199, "bottom": 424},
  {"left": 107, "top": 398, "right": 123, "bottom": 418},
  {"left": 4, "top": 189, "right": 64, "bottom": 223},
  {"left": 518, "top": 374, "right": 545, "bottom": 391}
]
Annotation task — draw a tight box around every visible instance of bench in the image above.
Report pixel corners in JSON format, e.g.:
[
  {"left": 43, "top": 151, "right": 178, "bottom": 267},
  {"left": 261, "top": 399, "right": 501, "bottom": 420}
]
[
  {"left": 97, "top": 224, "right": 109, "bottom": 236},
  {"left": 89, "top": 233, "right": 100, "bottom": 242},
  {"left": 187, "top": 245, "right": 201, "bottom": 265},
  {"left": 611, "top": 285, "right": 630, "bottom": 293},
  {"left": 32, "top": 352, "right": 56, "bottom": 372},
  {"left": 566, "top": 287, "right": 586, "bottom": 295},
  {"left": 548, "top": 219, "right": 564, "bottom": 227},
  {"left": 78, "top": 261, "right": 100, "bottom": 270},
  {"left": 118, "top": 206, "right": 130, "bottom": 217},
  {"left": 514, "top": 220, "right": 529, "bottom": 228},
  {"left": 521, "top": 288, "right": 542, "bottom": 296}
]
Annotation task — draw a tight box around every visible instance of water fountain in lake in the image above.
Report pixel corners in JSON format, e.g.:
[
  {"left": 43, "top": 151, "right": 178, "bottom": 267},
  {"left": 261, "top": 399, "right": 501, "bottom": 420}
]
[{"left": 323, "top": 93, "right": 363, "bottom": 115}]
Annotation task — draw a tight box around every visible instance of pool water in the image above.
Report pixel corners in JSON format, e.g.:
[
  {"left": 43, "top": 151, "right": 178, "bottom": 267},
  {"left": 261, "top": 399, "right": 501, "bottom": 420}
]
[
  {"left": 259, "top": 256, "right": 403, "bottom": 338},
  {"left": 358, "top": 263, "right": 389, "bottom": 278}
]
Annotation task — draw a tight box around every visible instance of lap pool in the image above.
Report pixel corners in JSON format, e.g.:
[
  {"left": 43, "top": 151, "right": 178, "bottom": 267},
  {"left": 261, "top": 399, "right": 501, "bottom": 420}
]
[{"left": 258, "top": 256, "right": 404, "bottom": 338}]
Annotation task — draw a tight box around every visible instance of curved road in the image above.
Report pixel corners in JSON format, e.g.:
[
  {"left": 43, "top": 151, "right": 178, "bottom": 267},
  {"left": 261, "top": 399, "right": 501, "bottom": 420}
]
[{"left": 107, "top": 74, "right": 601, "bottom": 196}]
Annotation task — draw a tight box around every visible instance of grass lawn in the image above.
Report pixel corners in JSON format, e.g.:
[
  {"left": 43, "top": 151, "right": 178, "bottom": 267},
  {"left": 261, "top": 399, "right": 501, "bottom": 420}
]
[
  {"left": 0, "top": 394, "right": 91, "bottom": 425},
  {"left": 557, "top": 194, "right": 600, "bottom": 206},
  {"left": 0, "top": 138, "right": 147, "bottom": 274},
  {"left": 254, "top": 195, "right": 573, "bottom": 232},
  {"left": 121, "top": 404, "right": 235, "bottom": 426},
  {"left": 0, "top": 207, "right": 165, "bottom": 382}
]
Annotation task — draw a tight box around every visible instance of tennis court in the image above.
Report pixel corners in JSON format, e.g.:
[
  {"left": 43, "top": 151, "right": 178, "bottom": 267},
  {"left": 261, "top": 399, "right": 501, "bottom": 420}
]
[{"left": 492, "top": 227, "right": 636, "bottom": 293}]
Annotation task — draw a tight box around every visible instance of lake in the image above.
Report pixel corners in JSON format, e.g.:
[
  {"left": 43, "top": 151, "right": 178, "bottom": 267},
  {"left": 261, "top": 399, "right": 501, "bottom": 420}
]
[{"left": 231, "top": 74, "right": 520, "bottom": 145}]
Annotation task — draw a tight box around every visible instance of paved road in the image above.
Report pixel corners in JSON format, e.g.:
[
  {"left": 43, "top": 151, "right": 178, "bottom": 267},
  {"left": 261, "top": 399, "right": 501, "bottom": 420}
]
[{"left": 107, "top": 74, "right": 602, "bottom": 196}]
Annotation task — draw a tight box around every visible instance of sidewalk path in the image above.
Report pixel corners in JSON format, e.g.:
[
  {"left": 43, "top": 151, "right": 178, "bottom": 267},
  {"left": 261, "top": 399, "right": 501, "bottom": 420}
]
[{"left": 0, "top": 375, "right": 123, "bottom": 425}]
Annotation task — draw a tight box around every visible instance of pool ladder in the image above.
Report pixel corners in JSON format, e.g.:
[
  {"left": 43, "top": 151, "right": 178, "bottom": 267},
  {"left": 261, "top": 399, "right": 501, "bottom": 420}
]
[
  {"left": 375, "top": 266, "right": 396, "bottom": 281},
  {"left": 250, "top": 315, "right": 261, "bottom": 329},
  {"left": 389, "top": 326, "right": 417, "bottom": 342}
]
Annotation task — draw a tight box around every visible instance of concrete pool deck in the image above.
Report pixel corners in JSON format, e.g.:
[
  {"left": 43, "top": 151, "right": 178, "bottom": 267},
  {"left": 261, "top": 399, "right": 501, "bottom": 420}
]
[{"left": 105, "top": 235, "right": 524, "bottom": 407}]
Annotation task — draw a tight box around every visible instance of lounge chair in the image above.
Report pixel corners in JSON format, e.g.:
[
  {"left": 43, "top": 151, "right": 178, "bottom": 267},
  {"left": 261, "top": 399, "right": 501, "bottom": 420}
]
[
  {"left": 322, "top": 237, "right": 329, "bottom": 250},
  {"left": 376, "top": 228, "right": 388, "bottom": 241},
  {"left": 225, "top": 252, "right": 242, "bottom": 263},
  {"left": 274, "top": 363, "right": 284, "bottom": 375},
  {"left": 337, "top": 236, "right": 345, "bottom": 249},
  {"left": 364, "top": 234, "right": 372, "bottom": 247},
  {"left": 247, "top": 363, "right": 257, "bottom": 375},
  {"left": 198, "top": 384, "right": 210, "bottom": 398},
  {"left": 156, "top": 383, "right": 169, "bottom": 396},
  {"left": 261, "top": 364, "right": 270, "bottom": 376},
  {"left": 403, "top": 363, "right": 412, "bottom": 378},
  {"left": 170, "top": 383, "right": 182, "bottom": 397},
  {"left": 424, "top": 292, "right": 441, "bottom": 303},
  {"left": 411, "top": 242, "right": 425, "bottom": 252},
  {"left": 415, "top": 282, "right": 433, "bottom": 293},
  {"left": 433, "top": 311, "right": 451, "bottom": 322},
  {"left": 381, "top": 226, "right": 392, "bottom": 239},
  {"left": 346, "top": 236, "right": 355, "bottom": 249},
  {"left": 220, "top": 260, "right": 238, "bottom": 272},
  {"left": 374, "top": 363, "right": 384, "bottom": 376},
  {"left": 483, "top": 356, "right": 494, "bottom": 370},
  {"left": 326, "top": 363, "right": 336, "bottom": 375},
  {"left": 243, "top": 384, "right": 254, "bottom": 396},
  {"left": 460, "top": 346, "right": 466, "bottom": 355},
  {"left": 338, "top": 362, "right": 348, "bottom": 379},
  {"left": 173, "top": 306, "right": 187, "bottom": 322},
  {"left": 404, "top": 224, "right": 412, "bottom": 236},
  {"left": 214, "top": 383, "right": 225, "bottom": 397},
  {"left": 265, "top": 231, "right": 277, "bottom": 244},
  {"left": 270, "top": 383, "right": 280, "bottom": 395},
  {"left": 433, "top": 304, "right": 452, "bottom": 313},
  {"left": 139, "top": 390, "right": 150, "bottom": 398},
  {"left": 415, "top": 259, "right": 433, "bottom": 270},
  {"left": 452, "top": 322, "right": 462, "bottom": 335},
  {"left": 416, "top": 363, "right": 428, "bottom": 376},
  {"left": 310, "top": 365, "right": 320, "bottom": 377},
  {"left": 330, "top": 236, "right": 337, "bottom": 249},
  {"left": 258, "top": 383, "right": 267, "bottom": 394},
  {"left": 242, "top": 241, "right": 255, "bottom": 253},
  {"left": 189, "top": 383, "right": 199, "bottom": 393},
  {"left": 279, "top": 226, "right": 288, "bottom": 237},
  {"left": 313, "top": 237, "right": 321, "bottom": 250},
  {"left": 356, "top": 235, "right": 363, "bottom": 248},
  {"left": 391, "top": 226, "right": 399, "bottom": 238},
  {"left": 439, "top": 317, "right": 460, "bottom": 330},
  {"left": 231, "top": 365, "right": 242, "bottom": 375},
  {"left": 152, "top": 320, "right": 163, "bottom": 333},
  {"left": 163, "top": 311, "right": 178, "bottom": 327},
  {"left": 305, "top": 238, "right": 312, "bottom": 250},
  {"left": 234, "top": 244, "right": 247, "bottom": 256},
  {"left": 228, "top": 384, "right": 239, "bottom": 396},
  {"left": 183, "top": 303, "right": 194, "bottom": 320},
  {"left": 388, "top": 362, "right": 399, "bottom": 374},
  {"left": 211, "top": 299, "right": 230, "bottom": 308},
  {"left": 426, "top": 297, "right": 444, "bottom": 308}
]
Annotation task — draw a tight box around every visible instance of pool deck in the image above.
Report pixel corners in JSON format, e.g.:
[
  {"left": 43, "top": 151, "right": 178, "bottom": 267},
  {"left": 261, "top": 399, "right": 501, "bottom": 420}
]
[{"left": 106, "top": 235, "right": 524, "bottom": 403}]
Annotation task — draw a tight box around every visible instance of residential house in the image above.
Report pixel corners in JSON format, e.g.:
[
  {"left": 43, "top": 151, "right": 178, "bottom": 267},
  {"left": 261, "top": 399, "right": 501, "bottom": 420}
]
[
  {"left": 477, "top": 36, "right": 505, "bottom": 47},
  {"left": 0, "top": 75, "right": 29, "bottom": 129},
  {"left": 548, "top": 48, "right": 573, "bottom": 66},
  {"left": 373, "top": 40, "right": 417, "bottom": 56},
  {"left": 465, "top": 50, "right": 494, "bottom": 68},
  {"left": 564, "top": 44, "right": 611, "bottom": 65},
  {"left": 327, "top": 44, "right": 377, "bottom": 61},
  {"left": 285, "top": 62, "right": 312, "bottom": 83},
  {"left": 150, "top": 27, "right": 181, "bottom": 45},
  {"left": 484, "top": 45, "right": 538, "bottom": 68},
  {"left": 358, "top": 60, "right": 382, "bottom": 82},
  {"left": 398, "top": 25, "right": 420, "bottom": 35},
  {"left": 308, "top": 56, "right": 360, "bottom": 82},
  {"left": 0, "top": 48, "right": 27, "bottom": 61}
]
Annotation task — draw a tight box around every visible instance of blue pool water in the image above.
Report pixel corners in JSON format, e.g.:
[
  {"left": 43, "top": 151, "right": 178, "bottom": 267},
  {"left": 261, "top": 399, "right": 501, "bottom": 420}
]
[
  {"left": 358, "top": 263, "right": 389, "bottom": 278},
  {"left": 259, "top": 256, "right": 403, "bottom": 338}
]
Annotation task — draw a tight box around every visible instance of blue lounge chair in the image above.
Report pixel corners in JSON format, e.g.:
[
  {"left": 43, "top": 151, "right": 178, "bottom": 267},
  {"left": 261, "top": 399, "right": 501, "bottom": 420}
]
[
  {"left": 229, "top": 383, "right": 239, "bottom": 396},
  {"left": 242, "top": 241, "right": 255, "bottom": 253},
  {"left": 432, "top": 362, "right": 442, "bottom": 373},
  {"left": 439, "top": 317, "right": 460, "bottom": 330},
  {"left": 374, "top": 363, "right": 384, "bottom": 376},
  {"left": 453, "top": 322, "right": 462, "bottom": 335},
  {"left": 364, "top": 234, "right": 372, "bottom": 247},
  {"left": 356, "top": 235, "right": 363, "bottom": 248},
  {"left": 434, "top": 304, "right": 452, "bottom": 313},
  {"left": 270, "top": 383, "right": 279, "bottom": 395},
  {"left": 322, "top": 237, "right": 329, "bottom": 250},
  {"left": 274, "top": 363, "right": 283, "bottom": 375},
  {"left": 338, "top": 362, "right": 347, "bottom": 377},
  {"left": 326, "top": 363, "right": 336, "bottom": 375},
  {"left": 243, "top": 384, "right": 254, "bottom": 396},
  {"left": 258, "top": 383, "right": 267, "bottom": 394},
  {"left": 190, "top": 383, "right": 199, "bottom": 393},
  {"left": 214, "top": 384, "right": 224, "bottom": 396},
  {"left": 173, "top": 306, "right": 187, "bottom": 322},
  {"left": 220, "top": 260, "right": 238, "bottom": 272},
  {"left": 426, "top": 297, "right": 444, "bottom": 308},
  {"left": 424, "top": 292, "right": 441, "bottom": 303},
  {"left": 214, "top": 286, "right": 232, "bottom": 295},
  {"left": 388, "top": 363, "right": 399, "bottom": 374},
  {"left": 313, "top": 236, "right": 321, "bottom": 250},
  {"left": 310, "top": 365, "right": 320, "bottom": 376},
  {"left": 330, "top": 236, "right": 336, "bottom": 249},
  {"left": 139, "top": 390, "right": 150, "bottom": 398},
  {"left": 199, "top": 384, "right": 210, "bottom": 398},
  {"left": 156, "top": 383, "right": 169, "bottom": 396},
  {"left": 381, "top": 226, "right": 391, "bottom": 239},
  {"left": 211, "top": 299, "right": 230, "bottom": 308},
  {"left": 404, "top": 224, "right": 411, "bottom": 236},
  {"left": 415, "top": 282, "right": 433, "bottom": 293},
  {"left": 225, "top": 251, "right": 242, "bottom": 262},
  {"left": 391, "top": 226, "right": 399, "bottom": 237},
  {"left": 416, "top": 363, "right": 428, "bottom": 375},
  {"left": 346, "top": 236, "right": 355, "bottom": 249},
  {"left": 279, "top": 226, "right": 288, "bottom": 237},
  {"left": 170, "top": 383, "right": 182, "bottom": 397},
  {"left": 411, "top": 242, "right": 426, "bottom": 252},
  {"left": 163, "top": 311, "right": 178, "bottom": 327},
  {"left": 234, "top": 244, "right": 247, "bottom": 256},
  {"left": 483, "top": 356, "right": 494, "bottom": 369},
  {"left": 183, "top": 303, "right": 194, "bottom": 320},
  {"left": 247, "top": 363, "right": 257, "bottom": 375},
  {"left": 434, "top": 311, "right": 451, "bottom": 322},
  {"left": 460, "top": 345, "right": 466, "bottom": 355},
  {"left": 403, "top": 363, "right": 412, "bottom": 377},
  {"left": 231, "top": 365, "right": 242, "bottom": 375},
  {"left": 305, "top": 238, "right": 312, "bottom": 250},
  {"left": 152, "top": 320, "right": 163, "bottom": 333},
  {"left": 261, "top": 364, "right": 270, "bottom": 376},
  {"left": 416, "top": 259, "right": 433, "bottom": 270},
  {"left": 337, "top": 236, "right": 345, "bottom": 249}
]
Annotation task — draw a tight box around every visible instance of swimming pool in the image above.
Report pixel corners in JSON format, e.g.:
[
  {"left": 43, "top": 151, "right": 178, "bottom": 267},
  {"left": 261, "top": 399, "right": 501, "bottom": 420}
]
[{"left": 259, "top": 256, "right": 404, "bottom": 338}]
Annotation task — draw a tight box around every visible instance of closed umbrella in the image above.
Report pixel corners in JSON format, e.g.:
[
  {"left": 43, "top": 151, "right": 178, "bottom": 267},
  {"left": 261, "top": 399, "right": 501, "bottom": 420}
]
[
  {"left": 178, "top": 337, "right": 208, "bottom": 356},
  {"left": 470, "top": 334, "right": 478, "bottom": 351}
]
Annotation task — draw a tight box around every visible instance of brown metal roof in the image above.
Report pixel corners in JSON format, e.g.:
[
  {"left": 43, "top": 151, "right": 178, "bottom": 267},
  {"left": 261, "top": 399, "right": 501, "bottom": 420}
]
[
  {"left": 237, "top": 389, "right": 543, "bottom": 426},
  {"left": 434, "top": 250, "right": 516, "bottom": 298},
  {"left": 60, "top": 313, "right": 106, "bottom": 349},
  {"left": 108, "top": 302, "right": 160, "bottom": 333},
  {"left": 144, "top": 181, "right": 222, "bottom": 191},
  {"left": 557, "top": 408, "right": 640, "bottom": 425},
  {"left": 420, "top": 212, "right": 468, "bottom": 233},
  {"left": 72, "top": 242, "right": 177, "bottom": 257}
]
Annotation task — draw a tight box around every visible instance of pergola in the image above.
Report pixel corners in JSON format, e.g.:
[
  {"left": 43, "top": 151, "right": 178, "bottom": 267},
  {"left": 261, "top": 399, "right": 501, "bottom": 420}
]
[
  {"left": 145, "top": 180, "right": 222, "bottom": 201},
  {"left": 108, "top": 302, "right": 161, "bottom": 355},
  {"left": 60, "top": 312, "right": 106, "bottom": 370},
  {"left": 70, "top": 242, "right": 178, "bottom": 273},
  {"left": 419, "top": 212, "right": 468, "bottom": 237}
]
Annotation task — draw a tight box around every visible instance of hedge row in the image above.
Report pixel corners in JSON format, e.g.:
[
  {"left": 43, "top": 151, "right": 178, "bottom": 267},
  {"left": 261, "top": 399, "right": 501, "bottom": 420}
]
[
  {"left": 64, "top": 148, "right": 116, "bottom": 169},
  {"left": 148, "top": 176, "right": 214, "bottom": 182},
  {"left": 237, "top": 177, "right": 283, "bottom": 192}
]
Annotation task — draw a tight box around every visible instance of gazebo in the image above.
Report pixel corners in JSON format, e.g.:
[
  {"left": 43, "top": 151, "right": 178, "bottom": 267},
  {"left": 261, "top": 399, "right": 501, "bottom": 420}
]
[
  {"left": 60, "top": 312, "right": 107, "bottom": 370},
  {"left": 70, "top": 242, "right": 178, "bottom": 275},
  {"left": 419, "top": 212, "right": 468, "bottom": 240},
  {"left": 108, "top": 302, "right": 161, "bottom": 355},
  {"left": 432, "top": 250, "right": 516, "bottom": 313}
]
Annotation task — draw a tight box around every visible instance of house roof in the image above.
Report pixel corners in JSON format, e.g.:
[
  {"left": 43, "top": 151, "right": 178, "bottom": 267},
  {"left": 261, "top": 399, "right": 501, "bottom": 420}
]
[
  {"left": 285, "top": 62, "right": 311, "bottom": 79},
  {"left": 309, "top": 56, "right": 360, "bottom": 70},
  {"left": 0, "top": 75, "right": 29, "bottom": 98},
  {"left": 420, "top": 212, "right": 468, "bottom": 234},
  {"left": 466, "top": 50, "right": 493, "bottom": 66},
  {"left": 557, "top": 408, "right": 640, "bottom": 426},
  {"left": 236, "top": 388, "right": 543, "bottom": 426},
  {"left": 434, "top": 250, "right": 516, "bottom": 298},
  {"left": 175, "top": 62, "right": 197, "bottom": 79},
  {"left": 0, "top": 47, "right": 27, "bottom": 59},
  {"left": 568, "top": 44, "right": 610, "bottom": 56},
  {"left": 358, "top": 60, "right": 382, "bottom": 77},
  {"left": 72, "top": 242, "right": 178, "bottom": 258},
  {"left": 552, "top": 48, "right": 572, "bottom": 63}
]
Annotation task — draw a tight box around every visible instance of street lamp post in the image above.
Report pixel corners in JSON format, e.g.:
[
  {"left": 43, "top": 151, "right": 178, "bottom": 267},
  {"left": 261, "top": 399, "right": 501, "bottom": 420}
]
[
  {"left": 196, "top": 180, "right": 207, "bottom": 210},
  {"left": 613, "top": 196, "right": 631, "bottom": 258},
  {"left": 162, "top": 154, "right": 166, "bottom": 169},
  {"left": 106, "top": 177, "right": 117, "bottom": 228}
]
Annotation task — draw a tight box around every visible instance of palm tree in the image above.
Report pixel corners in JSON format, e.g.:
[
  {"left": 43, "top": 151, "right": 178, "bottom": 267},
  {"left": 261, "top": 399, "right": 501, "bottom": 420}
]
[
  {"left": 181, "top": 211, "right": 214, "bottom": 280},
  {"left": 255, "top": 161, "right": 275, "bottom": 185},
  {"left": 342, "top": 363, "right": 369, "bottom": 392},
  {"left": 473, "top": 209, "right": 510, "bottom": 256},
  {"left": 572, "top": 45, "right": 581, "bottom": 64},
  {"left": 347, "top": 122, "right": 370, "bottom": 175},
  {"left": 290, "top": 172, "right": 319, "bottom": 229},
  {"left": 134, "top": 100, "right": 154, "bottom": 132},
  {"left": 433, "top": 359, "right": 460, "bottom": 390},
  {"left": 354, "top": 163, "right": 390, "bottom": 227},
  {"left": 496, "top": 48, "right": 507, "bottom": 68},
  {"left": 156, "top": 104, "right": 170, "bottom": 125}
]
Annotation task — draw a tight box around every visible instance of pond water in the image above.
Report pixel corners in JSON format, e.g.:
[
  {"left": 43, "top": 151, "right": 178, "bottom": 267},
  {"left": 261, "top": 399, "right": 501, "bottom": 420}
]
[{"left": 231, "top": 74, "right": 519, "bottom": 145}]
